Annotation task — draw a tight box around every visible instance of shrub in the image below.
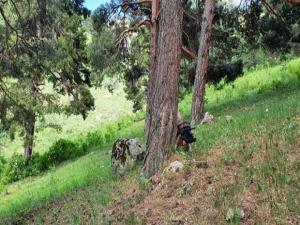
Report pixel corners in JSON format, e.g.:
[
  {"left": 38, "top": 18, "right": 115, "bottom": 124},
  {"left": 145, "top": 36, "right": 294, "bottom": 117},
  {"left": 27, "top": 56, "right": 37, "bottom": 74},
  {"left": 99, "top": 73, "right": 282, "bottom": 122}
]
[
  {"left": 85, "top": 131, "right": 105, "bottom": 147},
  {"left": 1, "top": 154, "right": 26, "bottom": 184},
  {"left": 0, "top": 111, "right": 145, "bottom": 184},
  {"left": 104, "top": 125, "right": 117, "bottom": 142},
  {"left": 0, "top": 155, "right": 7, "bottom": 177},
  {"left": 44, "top": 139, "right": 79, "bottom": 167},
  {"left": 0, "top": 183, "right": 6, "bottom": 193}
]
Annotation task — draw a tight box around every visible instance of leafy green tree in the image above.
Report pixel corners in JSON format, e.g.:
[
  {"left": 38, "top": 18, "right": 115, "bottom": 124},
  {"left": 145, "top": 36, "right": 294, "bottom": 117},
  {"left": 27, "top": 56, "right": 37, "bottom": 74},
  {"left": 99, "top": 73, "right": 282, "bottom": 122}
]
[
  {"left": 0, "top": 0, "right": 94, "bottom": 159},
  {"left": 89, "top": 0, "right": 299, "bottom": 115}
]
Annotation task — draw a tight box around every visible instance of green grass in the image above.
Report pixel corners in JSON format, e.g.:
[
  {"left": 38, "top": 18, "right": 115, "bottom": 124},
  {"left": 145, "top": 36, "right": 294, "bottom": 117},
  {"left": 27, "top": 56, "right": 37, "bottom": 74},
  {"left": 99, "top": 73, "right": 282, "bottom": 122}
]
[
  {"left": 0, "top": 86, "right": 133, "bottom": 159},
  {"left": 0, "top": 58, "right": 299, "bottom": 224},
  {"left": 0, "top": 121, "right": 145, "bottom": 224},
  {"left": 179, "top": 57, "right": 300, "bottom": 153},
  {"left": 0, "top": 148, "right": 111, "bottom": 223}
]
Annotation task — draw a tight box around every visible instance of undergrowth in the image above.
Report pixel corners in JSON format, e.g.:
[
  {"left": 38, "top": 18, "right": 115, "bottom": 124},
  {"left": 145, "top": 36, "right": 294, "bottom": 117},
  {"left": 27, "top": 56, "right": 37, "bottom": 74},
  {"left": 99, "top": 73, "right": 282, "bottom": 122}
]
[
  {"left": 0, "top": 58, "right": 299, "bottom": 224},
  {"left": 0, "top": 111, "right": 144, "bottom": 184}
]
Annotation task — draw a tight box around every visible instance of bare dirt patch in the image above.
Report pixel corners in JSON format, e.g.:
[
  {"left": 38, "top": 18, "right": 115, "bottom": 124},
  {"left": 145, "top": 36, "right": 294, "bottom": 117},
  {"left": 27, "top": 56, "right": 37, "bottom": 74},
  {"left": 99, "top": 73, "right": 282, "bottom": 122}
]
[{"left": 103, "top": 149, "right": 248, "bottom": 225}]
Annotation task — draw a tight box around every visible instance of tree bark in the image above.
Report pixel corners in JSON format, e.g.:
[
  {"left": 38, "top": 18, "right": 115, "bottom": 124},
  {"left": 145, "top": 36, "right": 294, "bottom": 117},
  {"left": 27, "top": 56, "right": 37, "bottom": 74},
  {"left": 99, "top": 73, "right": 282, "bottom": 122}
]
[
  {"left": 286, "top": 0, "right": 300, "bottom": 6},
  {"left": 24, "top": 0, "right": 46, "bottom": 159},
  {"left": 24, "top": 111, "right": 35, "bottom": 159},
  {"left": 36, "top": 0, "right": 46, "bottom": 38},
  {"left": 142, "top": 0, "right": 183, "bottom": 178},
  {"left": 191, "top": 0, "right": 215, "bottom": 126},
  {"left": 145, "top": 0, "right": 159, "bottom": 140}
]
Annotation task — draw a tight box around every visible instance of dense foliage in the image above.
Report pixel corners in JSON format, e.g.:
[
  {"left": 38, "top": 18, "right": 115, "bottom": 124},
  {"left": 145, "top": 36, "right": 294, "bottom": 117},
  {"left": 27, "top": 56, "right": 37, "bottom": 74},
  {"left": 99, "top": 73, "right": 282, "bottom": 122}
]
[
  {"left": 0, "top": 0, "right": 94, "bottom": 157},
  {"left": 89, "top": 0, "right": 300, "bottom": 112}
]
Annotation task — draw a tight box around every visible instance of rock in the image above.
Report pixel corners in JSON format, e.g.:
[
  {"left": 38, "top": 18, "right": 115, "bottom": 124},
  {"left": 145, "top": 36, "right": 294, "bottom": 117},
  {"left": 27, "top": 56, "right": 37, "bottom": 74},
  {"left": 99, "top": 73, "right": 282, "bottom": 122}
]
[
  {"left": 95, "top": 113, "right": 103, "bottom": 121},
  {"left": 226, "top": 208, "right": 245, "bottom": 221},
  {"left": 168, "top": 161, "right": 184, "bottom": 173},
  {"left": 181, "top": 181, "right": 192, "bottom": 196},
  {"left": 111, "top": 138, "right": 145, "bottom": 175},
  {"left": 201, "top": 112, "right": 214, "bottom": 124},
  {"left": 225, "top": 115, "right": 233, "bottom": 123},
  {"left": 172, "top": 219, "right": 184, "bottom": 225},
  {"left": 100, "top": 212, "right": 112, "bottom": 225},
  {"left": 193, "top": 160, "right": 209, "bottom": 169}
]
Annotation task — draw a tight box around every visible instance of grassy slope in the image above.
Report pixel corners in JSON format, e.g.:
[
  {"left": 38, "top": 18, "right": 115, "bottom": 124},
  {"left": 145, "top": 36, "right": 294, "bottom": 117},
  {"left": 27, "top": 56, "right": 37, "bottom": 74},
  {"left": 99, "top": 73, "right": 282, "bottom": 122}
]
[
  {"left": 0, "top": 86, "right": 133, "bottom": 159},
  {"left": 0, "top": 58, "right": 299, "bottom": 224},
  {"left": 0, "top": 123, "right": 145, "bottom": 224}
]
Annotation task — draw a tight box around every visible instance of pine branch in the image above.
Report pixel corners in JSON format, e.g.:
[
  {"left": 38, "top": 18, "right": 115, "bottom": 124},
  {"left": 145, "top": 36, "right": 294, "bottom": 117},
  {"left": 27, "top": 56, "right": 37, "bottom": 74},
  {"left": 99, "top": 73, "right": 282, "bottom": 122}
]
[{"left": 115, "top": 19, "right": 151, "bottom": 46}]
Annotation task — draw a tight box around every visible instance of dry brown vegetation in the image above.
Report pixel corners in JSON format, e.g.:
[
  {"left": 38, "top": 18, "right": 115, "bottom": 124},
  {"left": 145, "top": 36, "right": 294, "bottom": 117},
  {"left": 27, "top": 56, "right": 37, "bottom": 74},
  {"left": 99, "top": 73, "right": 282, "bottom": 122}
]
[{"left": 101, "top": 122, "right": 300, "bottom": 225}]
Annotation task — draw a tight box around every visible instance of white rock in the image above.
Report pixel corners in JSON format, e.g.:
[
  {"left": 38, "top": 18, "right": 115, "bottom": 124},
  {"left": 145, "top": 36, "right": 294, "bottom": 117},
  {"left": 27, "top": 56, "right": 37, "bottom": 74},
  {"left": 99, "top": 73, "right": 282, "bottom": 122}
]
[
  {"left": 111, "top": 138, "right": 144, "bottom": 175},
  {"left": 168, "top": 161, "right": 184, "bottom": 173},
  {"left": 201, "top": 112, "right": 214, "bottom": 124},
  {"left": 225, "top": 115, "right": 233, "bottom": 123},
  {"left": 226, "top": 208, "right": 245, "bottom": 221},
  {"left": 95, "top": 113, "right": 103, "bottom": 121}
]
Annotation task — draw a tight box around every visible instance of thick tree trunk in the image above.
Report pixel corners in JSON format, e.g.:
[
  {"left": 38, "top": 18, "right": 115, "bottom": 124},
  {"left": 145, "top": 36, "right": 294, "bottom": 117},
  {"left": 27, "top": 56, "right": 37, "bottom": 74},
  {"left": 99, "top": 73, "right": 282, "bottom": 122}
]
[
  {"left": 145, "top": 0, "right": 159, "bottom": 140},
  {"left": 142, "top": 0, "right": 183, "bottom": 178},
  {"left": 191, "top": 0, "right": 215, "bottom": 126}
]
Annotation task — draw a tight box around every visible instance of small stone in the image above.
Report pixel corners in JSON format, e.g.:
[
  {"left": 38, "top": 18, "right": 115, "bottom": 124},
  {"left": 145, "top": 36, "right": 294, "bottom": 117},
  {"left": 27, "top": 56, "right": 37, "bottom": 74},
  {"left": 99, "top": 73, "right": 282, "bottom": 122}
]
[
  {"left": 95, "top": 113, "right": 103, "bottom": 121},
  {"left": 194, "top": 161, "right": 209, "bottom": 169},
  {"left": 168, "top": 161, "right": 184, "bottom": 173},
  {"left": 172, "top": 219, "right": 184, "bottom": 225},
  {"left": 144, "top": 208, "right": 151, "bottom": 216},
  {"left": 226, "top": 208, "right": 234, "bottom": 221},
  {"left": 181, "top": 181, "right": 192, "bottom": 195},
  {"left": 237, "top": 208, "right": 245, "bottom": 220},
  {"left": 225, "top": 115, "right": 233, "bottom": 123},
  {"left": 226, "top": 208, "right": 245, "bottom": 221},
  {"left": 100, "top": 213, "right": 112, "bottom": 225},
  {"left": 201, "top": 112, "right": 214, "bottom": 124}
]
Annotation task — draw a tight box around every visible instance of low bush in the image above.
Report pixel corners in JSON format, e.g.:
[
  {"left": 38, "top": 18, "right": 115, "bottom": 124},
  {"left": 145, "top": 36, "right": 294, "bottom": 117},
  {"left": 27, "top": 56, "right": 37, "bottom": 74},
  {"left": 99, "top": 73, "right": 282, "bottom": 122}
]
[
  {"left": 1, "top": 140, "right": 80, "bottom": 184},
  {"left": 0, "top": 155, "right": 6, "bottom": 176},
  {"left": 85, "top": 131, "right": 105, "bottom": 147},
  {"left": 1, "top": 154, "right": 26, "bottom": 184},
  {"left": 45, "top": 139, "right": 79, "bottom": 166},
  {"left": 0, "top": 110, "right": 146, "bottom": 185}
]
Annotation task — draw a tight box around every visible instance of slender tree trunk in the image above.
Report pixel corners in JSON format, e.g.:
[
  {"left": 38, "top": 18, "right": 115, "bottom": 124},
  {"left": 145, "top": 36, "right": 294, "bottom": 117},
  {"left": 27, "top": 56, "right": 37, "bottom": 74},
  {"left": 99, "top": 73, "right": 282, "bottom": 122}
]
[
  {"left": 191, "top": 0, "right": 215, "bottom": 126},
  {"left": 24, "top": 0, "right": 46, "bottom": 159},
  {"left": 24, "top": 111, "right": 35, "bottom": 159},
  {"left": 142, "top": 0, "right": 183, "bottom": 178},
  {"left": 24, "top": 76, "right": 38, "bottom": 160},
  {"left": 36, "top": 0, "right": 46, "bottom": 38},
  {"left": 145, "top": 0, "right": 159, "bottom": 140}
]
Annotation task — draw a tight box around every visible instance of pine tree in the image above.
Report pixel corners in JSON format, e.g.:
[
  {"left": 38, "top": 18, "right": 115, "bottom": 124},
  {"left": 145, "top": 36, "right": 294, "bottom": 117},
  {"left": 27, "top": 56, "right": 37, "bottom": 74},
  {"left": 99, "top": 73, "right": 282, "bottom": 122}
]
[{"left": 0, "top": 0, "right": 94, "bottom": 158}]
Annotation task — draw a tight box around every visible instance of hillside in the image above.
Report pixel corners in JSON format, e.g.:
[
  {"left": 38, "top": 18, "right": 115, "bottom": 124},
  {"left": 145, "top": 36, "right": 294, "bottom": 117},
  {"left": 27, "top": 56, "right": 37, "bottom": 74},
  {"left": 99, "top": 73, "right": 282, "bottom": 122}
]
[
  {"left": 0, "top": 58, "right": 300, "bottom": 224},
  {"left": 0, "top": 86, "right": 133, "bottom": 159}
]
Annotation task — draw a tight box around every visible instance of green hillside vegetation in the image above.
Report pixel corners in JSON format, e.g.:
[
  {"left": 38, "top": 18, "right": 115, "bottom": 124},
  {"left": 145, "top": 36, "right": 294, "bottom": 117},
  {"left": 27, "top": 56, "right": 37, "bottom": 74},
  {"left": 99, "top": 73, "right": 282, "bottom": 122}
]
[
  {"left": 0, "top": 86, "right": 133, "bottom": 159},
  {"left": 0, "top": 58, "right": 299, "bottom": 224}
]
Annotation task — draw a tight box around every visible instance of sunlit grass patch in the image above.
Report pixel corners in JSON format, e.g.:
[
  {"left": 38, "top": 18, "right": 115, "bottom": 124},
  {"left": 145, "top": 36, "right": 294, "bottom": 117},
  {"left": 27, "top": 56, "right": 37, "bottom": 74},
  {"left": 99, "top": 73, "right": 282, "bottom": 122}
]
[
  {"left": 0, "top": 149, "right": 112, "bottom": 223},
  {"left": 0, "top": 87, "right": 134, "bottom": 159}
]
